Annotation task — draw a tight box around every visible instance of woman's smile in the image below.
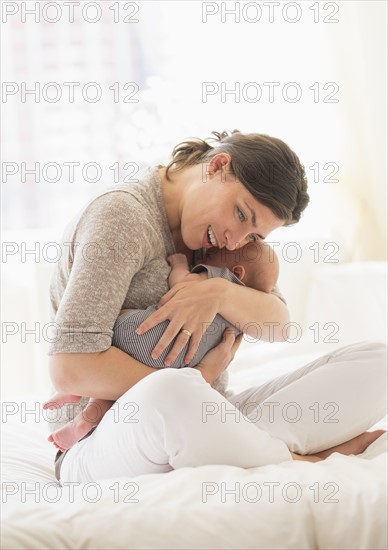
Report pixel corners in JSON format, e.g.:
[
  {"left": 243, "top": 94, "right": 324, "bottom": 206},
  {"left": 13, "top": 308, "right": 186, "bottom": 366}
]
[
  {"left": 202, "top": 225, "right": 219, "bottom": 248},
  {"left": 207, "top": 225, "right": 218, "bottom": 247}
]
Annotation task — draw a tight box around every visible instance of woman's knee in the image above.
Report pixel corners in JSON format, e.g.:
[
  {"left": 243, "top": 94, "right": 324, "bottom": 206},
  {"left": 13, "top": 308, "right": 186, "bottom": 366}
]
[
  {"left": 369, "top": 341, "right": 388, "bottom": 360},
  {"left": 368, "top": 341, "right": 387, "bottom": 378},
  {"left": 353, "top": 340, "right": 387, "bottom": 353},
  {"left": 335, "top": 340, "right": 387, "bottom": 386},
  {"left": 352, "top": 340, "right": 387, "bottom": 365},
  {"left": 334, "top": 340, "right": 386, "bottom": 362}
]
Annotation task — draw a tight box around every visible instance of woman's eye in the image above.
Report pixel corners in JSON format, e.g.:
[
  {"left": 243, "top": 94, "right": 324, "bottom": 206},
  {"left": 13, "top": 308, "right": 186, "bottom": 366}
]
[
  {"left": 237, "top": 208, "right": 245, "bottom": 222},
  {"left": 248, "top": 234, "right": 258, "bottom": 242}
]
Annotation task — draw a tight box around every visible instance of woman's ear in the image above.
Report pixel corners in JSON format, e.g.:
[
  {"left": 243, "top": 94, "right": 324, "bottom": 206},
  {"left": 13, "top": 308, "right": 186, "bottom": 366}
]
[
  {"left": 232, "top": 265, "right": 245, "bottom": 281},
  {"left": 207, "top": 153, "right": 232, "bottom": 179}
]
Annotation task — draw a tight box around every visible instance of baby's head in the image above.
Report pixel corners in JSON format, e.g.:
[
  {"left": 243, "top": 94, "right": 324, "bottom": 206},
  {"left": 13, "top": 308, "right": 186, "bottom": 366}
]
[{"left": 202, "top": 241, "right": 279, "bottom": 293}]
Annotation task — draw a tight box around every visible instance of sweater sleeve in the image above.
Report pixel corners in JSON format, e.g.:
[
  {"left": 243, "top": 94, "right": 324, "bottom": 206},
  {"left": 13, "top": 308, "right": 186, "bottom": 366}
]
[{"left": 48, "top": 191, "right": 148, "bottom": 354}]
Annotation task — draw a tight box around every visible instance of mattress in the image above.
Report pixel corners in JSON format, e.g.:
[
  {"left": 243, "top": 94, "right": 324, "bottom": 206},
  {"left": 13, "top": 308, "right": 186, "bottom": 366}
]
[{"left": 1, "top": 340, "right": 387, "bottom": 550}]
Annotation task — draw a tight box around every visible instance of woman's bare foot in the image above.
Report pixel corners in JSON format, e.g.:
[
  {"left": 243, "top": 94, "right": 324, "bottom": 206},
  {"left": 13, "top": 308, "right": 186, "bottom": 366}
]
[
  {"left": 315, "top": 430, "right": 386, "bottom": 459},
  {"left": 43, "top": 393, "right": 81, "bottom": 410},
  {"left": 291, "top": 430, "right": 386, "bottom": 462}
]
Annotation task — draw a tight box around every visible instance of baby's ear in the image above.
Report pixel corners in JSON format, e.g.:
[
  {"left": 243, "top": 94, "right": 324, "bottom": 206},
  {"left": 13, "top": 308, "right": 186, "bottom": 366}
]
[{"left": 232, "top": 265, "right": 245, "bottom": 281}]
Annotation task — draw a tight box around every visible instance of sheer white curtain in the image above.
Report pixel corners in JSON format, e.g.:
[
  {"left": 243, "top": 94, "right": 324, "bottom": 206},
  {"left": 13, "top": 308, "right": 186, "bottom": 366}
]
[
  {"left": 323, "top": 1, "right": 387, "bottom": 260},
  {"left": 2, "top": 0, "right": 164, "bottom": 229}
]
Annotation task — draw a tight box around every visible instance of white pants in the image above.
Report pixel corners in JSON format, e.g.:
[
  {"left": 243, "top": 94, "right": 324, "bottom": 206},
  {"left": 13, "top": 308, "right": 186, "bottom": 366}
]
[{"left": 59, "top": 341, "right": 387, "bottom": 483}]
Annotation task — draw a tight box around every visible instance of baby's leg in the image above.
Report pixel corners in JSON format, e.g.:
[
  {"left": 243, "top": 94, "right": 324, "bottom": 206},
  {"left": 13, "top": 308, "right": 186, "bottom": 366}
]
[
  {"left": 48, "top": 398, "right": 114, "bottom": 452},
  {"left": 43, "top": 392, "right": 81, "bottom": 409}
]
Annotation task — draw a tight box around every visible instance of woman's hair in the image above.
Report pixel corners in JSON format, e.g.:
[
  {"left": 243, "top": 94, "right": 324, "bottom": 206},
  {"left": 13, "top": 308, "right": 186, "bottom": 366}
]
[{"left": 165, "top": 130, "right": 309, "bottom": 225}]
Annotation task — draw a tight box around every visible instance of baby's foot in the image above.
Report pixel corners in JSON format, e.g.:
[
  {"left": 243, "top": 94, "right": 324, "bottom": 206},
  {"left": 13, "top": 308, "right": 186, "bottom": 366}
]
[
  {"left": 48, "top": 417, "right": 93, "bottom": 452},
  {"left": 43, "top": 394, "right": 81, "bottom": 410}
]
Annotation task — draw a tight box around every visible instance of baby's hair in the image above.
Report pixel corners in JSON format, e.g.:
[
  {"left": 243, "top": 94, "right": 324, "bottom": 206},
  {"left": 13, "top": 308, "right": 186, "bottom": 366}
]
[{"left": 205, "top": 240, "right": 279, "bottom": 293}]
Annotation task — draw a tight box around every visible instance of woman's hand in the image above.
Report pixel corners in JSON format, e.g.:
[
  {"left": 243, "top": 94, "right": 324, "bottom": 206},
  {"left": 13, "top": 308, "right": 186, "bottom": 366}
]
[
  {"left": 194, "top": 328, "right": 244, "bottom": 384},
  {"left": 136, "top": 278, "right": 228, "bottom": 366}
]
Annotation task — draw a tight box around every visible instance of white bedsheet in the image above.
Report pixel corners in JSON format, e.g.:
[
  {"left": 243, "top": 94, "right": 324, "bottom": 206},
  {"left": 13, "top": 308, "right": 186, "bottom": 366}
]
[{"left": 1, "top": 340, "right": 387, "bottom": 550}]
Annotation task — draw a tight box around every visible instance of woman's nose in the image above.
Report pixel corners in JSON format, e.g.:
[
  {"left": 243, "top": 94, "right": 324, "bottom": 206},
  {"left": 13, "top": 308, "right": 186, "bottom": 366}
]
[{"left": 224, "top": 227, "right": 247, "bottom": 250}]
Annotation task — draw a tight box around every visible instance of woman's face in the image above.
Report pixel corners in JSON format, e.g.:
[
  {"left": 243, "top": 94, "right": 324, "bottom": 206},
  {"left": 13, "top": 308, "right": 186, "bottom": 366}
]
[{"left": 180, "top": 161, "right": 284, "bottom": 251}]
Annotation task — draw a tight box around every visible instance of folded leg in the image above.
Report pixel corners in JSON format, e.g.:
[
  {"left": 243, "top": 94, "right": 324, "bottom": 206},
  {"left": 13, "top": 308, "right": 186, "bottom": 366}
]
[
  {"left": 59, "top": 368, "right": 292, "bottom": 483},
  {"left": 228, "top": 341, "right": 387, "bottom": 454}
]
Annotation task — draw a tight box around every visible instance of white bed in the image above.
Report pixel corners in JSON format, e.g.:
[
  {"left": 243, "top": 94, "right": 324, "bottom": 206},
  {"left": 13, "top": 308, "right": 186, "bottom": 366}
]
[{"left": 1, "top": 258, "right": 387, "bottom": 549}]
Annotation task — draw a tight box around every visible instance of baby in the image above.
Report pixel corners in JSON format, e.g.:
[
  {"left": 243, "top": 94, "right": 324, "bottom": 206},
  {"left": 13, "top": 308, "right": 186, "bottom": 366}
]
[{"left": 44, "top": 240, "right": 279, "bottom": 452}]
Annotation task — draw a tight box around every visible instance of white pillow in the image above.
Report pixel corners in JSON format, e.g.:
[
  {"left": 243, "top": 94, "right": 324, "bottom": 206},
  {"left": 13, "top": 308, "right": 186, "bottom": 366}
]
[{"left": 304, "top": 262, "right": 387, "bottom": 347}]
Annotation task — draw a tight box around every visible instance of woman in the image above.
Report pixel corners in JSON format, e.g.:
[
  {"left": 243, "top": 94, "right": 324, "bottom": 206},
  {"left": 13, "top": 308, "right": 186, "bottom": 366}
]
[{"left": 48, "top": 130, "right": 387, "bottom": 483}]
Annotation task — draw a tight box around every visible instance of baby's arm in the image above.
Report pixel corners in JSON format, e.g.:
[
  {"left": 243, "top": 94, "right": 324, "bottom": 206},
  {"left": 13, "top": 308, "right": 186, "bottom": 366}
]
[
  {"left": 167, "top": 253, "right": 207, "bottom": 288},
  {"left": 167, "top": 254, "right": 191, "bottom": 287}
]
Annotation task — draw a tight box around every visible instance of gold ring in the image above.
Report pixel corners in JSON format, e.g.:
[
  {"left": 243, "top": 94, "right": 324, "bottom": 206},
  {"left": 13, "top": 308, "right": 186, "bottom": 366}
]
[{"left": 181, "top": 329, "right": 192, "bottom": 338}]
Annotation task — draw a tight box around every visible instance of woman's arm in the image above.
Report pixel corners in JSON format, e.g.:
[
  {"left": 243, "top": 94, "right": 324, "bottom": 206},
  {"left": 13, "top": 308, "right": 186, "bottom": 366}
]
[
  {"left": 49, "top": 330, "right": 236, "bottom": 399},
  {"left": 136, "top": 277, "right": 290, "bottom": 367},
  {"left": 49, "top": 347, "right": 157, "bottom": 400},
  {"left": 48, "top": 191, "right": 160, "bottom": 401},
  {"left": 216, "top": 277, "right": 290, "bottom": 341}
]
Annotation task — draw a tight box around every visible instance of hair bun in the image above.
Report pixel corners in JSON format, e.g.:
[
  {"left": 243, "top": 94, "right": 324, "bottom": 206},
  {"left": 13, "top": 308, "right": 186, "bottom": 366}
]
[{"left": 210, "top": 130, "right": 240, "bottom": 143}]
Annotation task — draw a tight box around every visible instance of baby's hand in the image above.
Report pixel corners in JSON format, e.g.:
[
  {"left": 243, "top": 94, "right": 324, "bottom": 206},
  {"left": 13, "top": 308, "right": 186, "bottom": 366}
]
[
  {"left": 167, "top": 253, "right": 189, "bottom": 267},
  {"left": 167, "top": 253, "right": 192, "bottom": 290}
]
